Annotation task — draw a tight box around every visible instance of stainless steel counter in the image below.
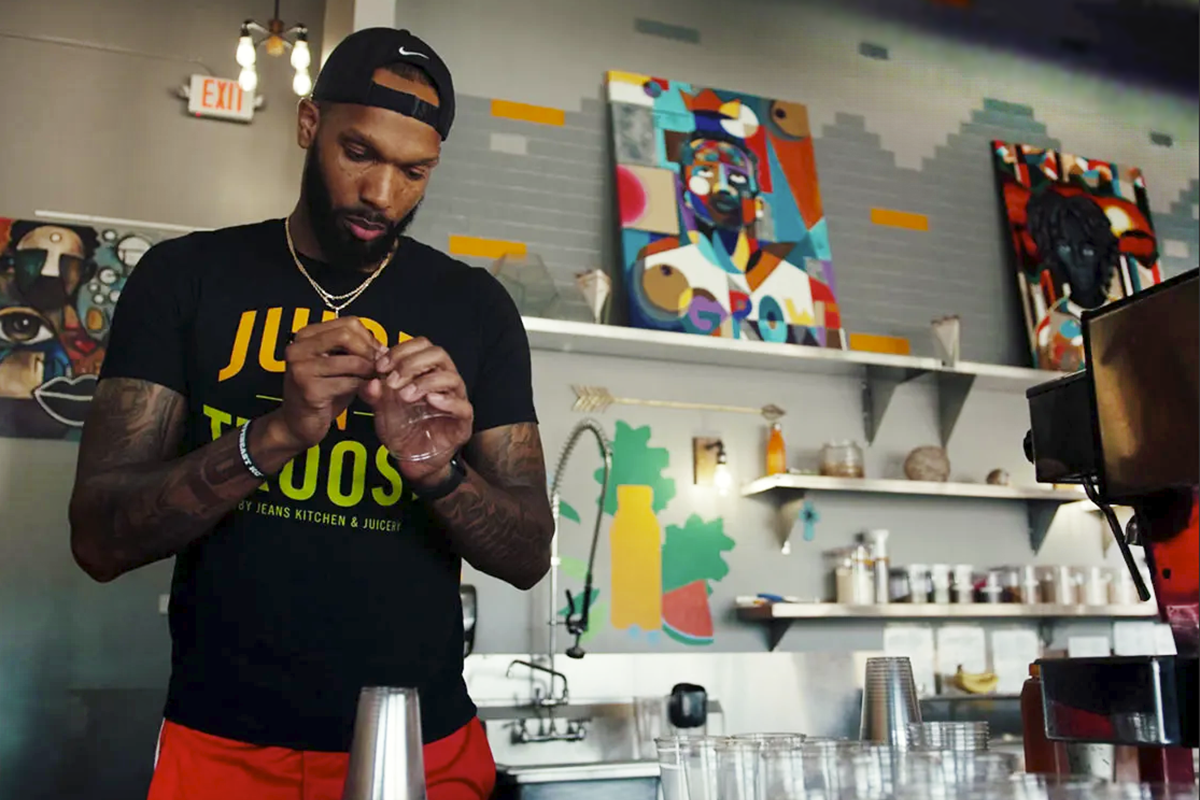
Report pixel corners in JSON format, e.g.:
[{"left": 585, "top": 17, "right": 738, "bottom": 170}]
[{"left": 496, "top": 760, "right": 660, "bottom": 784}]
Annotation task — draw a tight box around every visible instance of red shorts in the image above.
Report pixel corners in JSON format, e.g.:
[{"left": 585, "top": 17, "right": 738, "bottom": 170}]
[{"left": 147, "top": 717, "right": 495, "bottom": 800}]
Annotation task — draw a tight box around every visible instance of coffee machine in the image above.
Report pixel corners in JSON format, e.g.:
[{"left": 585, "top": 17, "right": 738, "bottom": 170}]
[{"left": 1023, "top": 267, "right": 1198, "bottom": 783}]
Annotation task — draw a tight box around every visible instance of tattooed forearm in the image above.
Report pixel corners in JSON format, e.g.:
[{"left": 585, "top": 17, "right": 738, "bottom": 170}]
[
  {"left": 427, "top": 423, "right": 554, "bottom": 590},
  {"left": 69, "top": 378, "right": 300, "bottom": 582}
]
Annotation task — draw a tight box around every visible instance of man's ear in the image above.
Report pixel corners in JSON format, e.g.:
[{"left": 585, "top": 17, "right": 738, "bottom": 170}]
[{"left": 297, "top": 99, "right": 320, "bottom": 149}]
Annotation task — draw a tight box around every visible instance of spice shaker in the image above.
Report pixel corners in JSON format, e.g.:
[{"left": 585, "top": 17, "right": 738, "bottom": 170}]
[
  {"left": 952, "top": 564, "right": 975, "bottom": 604},
  {"left": 929, "top": 564, "right": 952, "bottom": 604}
]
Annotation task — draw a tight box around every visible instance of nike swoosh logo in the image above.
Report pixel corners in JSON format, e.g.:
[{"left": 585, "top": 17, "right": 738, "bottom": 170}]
[{"left": 398, "top": 46, "right": 428, "bottom": 59}]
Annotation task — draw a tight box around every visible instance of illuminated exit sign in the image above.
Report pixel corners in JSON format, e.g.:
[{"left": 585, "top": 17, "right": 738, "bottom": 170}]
[{"left": 187, "top": 75, "right": 254, "bottom": 123}]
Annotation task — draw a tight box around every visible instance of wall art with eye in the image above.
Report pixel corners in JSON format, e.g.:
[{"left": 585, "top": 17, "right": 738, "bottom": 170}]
[
  {"left": 607, "top": 71, "right": 846, "bottom": 348},
  {"left": 0, "top": 218, "right": 164, "bottom": 438},
  {"left": 992, "top": 143, "right": 1164, "bottom": 372}
]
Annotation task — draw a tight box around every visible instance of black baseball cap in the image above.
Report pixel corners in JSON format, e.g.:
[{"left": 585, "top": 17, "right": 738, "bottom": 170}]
[{"left": 312, "top": 28, "right": 456, "bottom": 140}]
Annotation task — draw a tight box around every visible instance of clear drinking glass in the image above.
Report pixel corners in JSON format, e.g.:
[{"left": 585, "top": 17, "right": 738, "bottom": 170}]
[
  {"left": 375, "top": 392, "right": 458, "bottom": 463},
  {"left": 655, "top": 736, "right": 688, "bottom": 800},
  {"left": 715, "top": 739, "right": 761, "bottom": 800},
  {"left": 680, "top": 736, "right": 722, "bottom": 800}
]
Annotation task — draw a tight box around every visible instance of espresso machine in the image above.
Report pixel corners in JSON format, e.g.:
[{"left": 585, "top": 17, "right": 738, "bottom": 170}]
[{"left": 1023, "top": 267, "right": 1198, "bottom": 783}]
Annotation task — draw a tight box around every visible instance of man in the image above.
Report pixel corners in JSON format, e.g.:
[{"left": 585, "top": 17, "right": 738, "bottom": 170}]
[{"left": 68, "top": 27, "right": 553, "bottom": 800}]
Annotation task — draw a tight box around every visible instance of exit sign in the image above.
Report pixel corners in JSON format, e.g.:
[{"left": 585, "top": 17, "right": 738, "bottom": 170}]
[{"left": 188, "top": 75, "right": 254, "bottom": 123}]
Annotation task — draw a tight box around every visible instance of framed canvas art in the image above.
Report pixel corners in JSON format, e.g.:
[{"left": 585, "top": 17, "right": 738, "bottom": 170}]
[
  {"left": 992, "top": 142, "right": 1163, "bottom": 372},
  {"left": 0, "top": 218, "right": 164, "bottom": 439},
  {"left": 607, "top": 71, "right": 845, "bottom": 348}
]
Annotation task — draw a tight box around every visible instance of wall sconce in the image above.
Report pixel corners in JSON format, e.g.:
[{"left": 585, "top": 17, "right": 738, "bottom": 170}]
[{"left": 694, "top": 437, "right": 734, "bottom": 496}]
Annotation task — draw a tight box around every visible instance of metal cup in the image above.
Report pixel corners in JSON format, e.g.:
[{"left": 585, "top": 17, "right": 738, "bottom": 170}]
[
  {"left": 341, "top": 686, "right": 427, "bottom": 800},
  {"left": 859, "top": 657, "right": 922, "bottom": 747}
]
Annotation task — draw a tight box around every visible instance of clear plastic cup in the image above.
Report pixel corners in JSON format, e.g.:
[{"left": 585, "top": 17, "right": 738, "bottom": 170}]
[{"left": 376, "top": 395, "right": 458, "bottom": 462}]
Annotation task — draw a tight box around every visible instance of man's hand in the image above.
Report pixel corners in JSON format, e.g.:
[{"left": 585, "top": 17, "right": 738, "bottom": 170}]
[
  {"left": 361, "top": 337, "right": 474, "bottom": 486},
  {"left": 279, "top": 317, "right": 383, "bottom": 449}
]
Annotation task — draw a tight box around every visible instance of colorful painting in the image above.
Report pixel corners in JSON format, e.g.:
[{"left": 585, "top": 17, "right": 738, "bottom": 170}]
[
  {"left": 992, "top": 143, "right": 1164, "bottom": 372},
  {"left": 607, "top": 71, "right": 846, "bottom": 348},
  {"left": 0, "top": 218, "right": 166, "bottom": 438}
]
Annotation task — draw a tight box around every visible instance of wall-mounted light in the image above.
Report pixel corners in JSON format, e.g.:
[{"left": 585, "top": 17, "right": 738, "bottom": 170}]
[
  {"left": 236, "top": 1, "right": 310, "bottom": 96},
  {"left": 694, "top": 437, "right": 734, "bottom": 496}
]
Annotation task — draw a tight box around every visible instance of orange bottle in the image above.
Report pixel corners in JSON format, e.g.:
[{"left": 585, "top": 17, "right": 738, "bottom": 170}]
[{"left": 766, "top": 423, "right": 786, "bottom": 476}]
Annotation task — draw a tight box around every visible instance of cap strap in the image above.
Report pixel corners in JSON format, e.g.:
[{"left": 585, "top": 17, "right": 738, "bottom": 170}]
[{"left": 363, "top": 84, "right": 442, "bottom": 134}]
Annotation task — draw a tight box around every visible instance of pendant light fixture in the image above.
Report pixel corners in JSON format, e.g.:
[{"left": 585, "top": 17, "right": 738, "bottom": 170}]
[{"left": 236, "top": 0, "right": 311, "bottom": 96}]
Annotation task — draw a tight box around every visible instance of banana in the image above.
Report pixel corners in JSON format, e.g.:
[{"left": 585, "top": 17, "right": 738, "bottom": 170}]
[{"left": 951, "top": 665, "right": 1000, "bottom": 694}]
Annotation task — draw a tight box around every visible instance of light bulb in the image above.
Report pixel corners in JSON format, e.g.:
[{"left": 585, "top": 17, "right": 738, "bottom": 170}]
[
  {"left": 236, "top": 35, "right": 256, "bottom": 68},
  {"left": 238, "top": 66, "right": 258, "bottom": 92},
  {"left": 292, "top": 68, "right": 312, "bottom": 97},
  {"left": 713, "top": 460, "right": 733, "bottom": 496},
  {"left": 290, "top": 39, "right": 311, "bottom": 70}
]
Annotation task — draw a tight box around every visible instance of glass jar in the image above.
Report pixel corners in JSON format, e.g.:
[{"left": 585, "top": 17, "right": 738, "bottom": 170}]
[{"left": 819, "top": 440, "right": 864, "bottom": 478}]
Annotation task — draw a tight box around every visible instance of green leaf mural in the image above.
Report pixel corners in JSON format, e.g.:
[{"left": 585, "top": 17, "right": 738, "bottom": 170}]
[
  {"left": 594, "top": 420, "right": 676, "bottom": 515},
  {"left": 661, "top": 515, "right": 736, "bottom": 594},
  {"left": 558, "top": 500, "right": 582, "bottom": 524}
]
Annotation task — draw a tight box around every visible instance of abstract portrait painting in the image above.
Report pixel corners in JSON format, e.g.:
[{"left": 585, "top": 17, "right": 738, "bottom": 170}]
[
  {"left": 607, "top": 71, "right": 845, "bottom": 349},
  {"left": 0, "top": 218, "right": 164, "bottom": 439},
  {"left": 992, "top": 143, "right": 1163, "bottom": 372}
]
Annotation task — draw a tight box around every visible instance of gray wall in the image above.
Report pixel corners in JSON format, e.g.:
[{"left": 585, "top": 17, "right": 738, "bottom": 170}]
[
  {"left": 0, "top": 0, "right": 324, "bottom": 797},
  {"left": 0, "top": 0, "right": 1196, "bottom": 796},
  {"left": 395, "top": 0, "right": 1198, "bottom": 659}
]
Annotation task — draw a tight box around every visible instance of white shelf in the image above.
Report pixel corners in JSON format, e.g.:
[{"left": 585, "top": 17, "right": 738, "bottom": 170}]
[
  {"left": 736, "top": 602, "right": 1154, "bottom": 621},
  {"left": 521, "top": 317, "right": 1060, "bottom": 391},
  {"left": 735, "top": 601, "right": 1157, "bottom": 650},
  {"left": 741, "top": 473, "right": 1088, "bottom": 503}
]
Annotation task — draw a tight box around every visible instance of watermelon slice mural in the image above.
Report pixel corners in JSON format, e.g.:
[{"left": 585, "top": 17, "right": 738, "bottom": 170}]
[{"left": 569, "top": 420, "right": 736, "bottom": 647}]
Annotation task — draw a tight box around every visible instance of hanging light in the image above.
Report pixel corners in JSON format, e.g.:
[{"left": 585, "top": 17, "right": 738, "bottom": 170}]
[
  {"left": 290, "top": 28, "right": 311, "bottom": 70},
  {"left": 292, "top": 68, "right": 312, "bottom": 97},
  {"left": 236, "top": 5, "right": 308, "bottom": 95},
  {"left": 238, "top": 66, "right": 258, "bottom": 92},
  {"left": 236, "top": 22, "right": 257, "bottom": 67}
]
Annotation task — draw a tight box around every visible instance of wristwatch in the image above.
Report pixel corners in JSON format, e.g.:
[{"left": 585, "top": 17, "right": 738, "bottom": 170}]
[{"left": 412, "top": 452, "right": 467, "bottom": 501}]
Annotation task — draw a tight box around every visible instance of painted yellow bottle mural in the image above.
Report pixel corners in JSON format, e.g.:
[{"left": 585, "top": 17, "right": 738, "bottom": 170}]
[{"left": 609, "top": 485, "right": 662, "bottom": 631}]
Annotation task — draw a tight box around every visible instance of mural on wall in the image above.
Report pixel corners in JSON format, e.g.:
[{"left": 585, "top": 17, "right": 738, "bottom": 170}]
[
  {"left": 0, "top": 218, "right": 163, "bottom": 439},
  {"left": 992, "top": 143, "right": 1163, "bottom": 372},
  {"left": 556, "top": 420, "right": 735, "bottom": 647},
  {"left": 607, "top": 71, "right": 846, "bottom": 349}
]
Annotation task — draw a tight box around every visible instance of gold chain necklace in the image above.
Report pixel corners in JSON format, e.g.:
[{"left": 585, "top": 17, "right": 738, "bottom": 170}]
[{"left": 284, "top": 217, "right": 397, "bottom": 317}]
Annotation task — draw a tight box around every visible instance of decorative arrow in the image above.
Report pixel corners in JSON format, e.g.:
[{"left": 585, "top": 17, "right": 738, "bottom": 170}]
[{"left": 571, "top": 385, "right": 784, "bottom": 420}]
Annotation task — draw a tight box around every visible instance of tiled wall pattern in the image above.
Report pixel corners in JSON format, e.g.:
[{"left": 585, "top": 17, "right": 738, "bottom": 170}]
[{"left": 411, "top": 94, "right": 1200, "bottom": 367}]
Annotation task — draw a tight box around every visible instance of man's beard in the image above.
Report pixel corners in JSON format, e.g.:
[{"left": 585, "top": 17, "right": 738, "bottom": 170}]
[{"left": 302, "top": 149, "right": 421, "bottom": 270}]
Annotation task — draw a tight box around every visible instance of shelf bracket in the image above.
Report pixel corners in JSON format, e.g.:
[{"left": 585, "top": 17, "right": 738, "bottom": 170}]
[
  {"left": 774, "top": 494, "right": 809, "bottom": 554},
  {"left": 766, "top": 619, "right": 792, "bottom": 652},
  {"left": 862, "top": 365, "right": 927, "bottom": 444},
  {"left": 1027, "top": 499, "right": 1065, "bottom": 553},
  {"left": 936, "top": 371, "right": 975, "bottom": 448}
]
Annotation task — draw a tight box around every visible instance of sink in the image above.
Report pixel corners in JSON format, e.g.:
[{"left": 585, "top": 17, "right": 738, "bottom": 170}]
[{"left": 494, "top": 760, "right": 661, "bottom": 800}]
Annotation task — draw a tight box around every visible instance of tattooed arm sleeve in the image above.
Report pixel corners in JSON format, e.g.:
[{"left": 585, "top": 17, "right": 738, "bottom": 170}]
[
  {"left": 425, "top": 422, "right": 554, "bottom": 590},
  {"left": 68, "top": 378, "right": 299, "bottom": 582}
]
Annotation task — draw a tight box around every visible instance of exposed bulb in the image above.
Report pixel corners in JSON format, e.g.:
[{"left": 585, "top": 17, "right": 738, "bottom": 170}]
[
  {"left": 236, "top": 35, "right": 256, "bottom": 68},
  {"left": 292, "top": 68, "right": 312, "bottom": 97},
  {"left": 238, "top": 66, "right": 258, "bottom": 92},
  {"left": 713, "top": 457, "right": 733, "bottom": 496},
  {"left": 290, "top": 39, "right": 311, "bottom": 70}
]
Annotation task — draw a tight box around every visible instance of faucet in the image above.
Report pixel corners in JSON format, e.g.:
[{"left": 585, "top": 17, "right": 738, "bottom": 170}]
[
  {"left": 503, "top": 420, "right": 611, "bottom": 745},
  {"left": 547, "top": 419, "right": 612, "bottom": 665},
  {"left": 506, "top": 659, "right": 570, "bottom": 707}
]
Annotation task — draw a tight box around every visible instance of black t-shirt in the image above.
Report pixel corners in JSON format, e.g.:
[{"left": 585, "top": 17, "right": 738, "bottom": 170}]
[{"left": 98, "top": 219, "right": 537, "bottom": 752}]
